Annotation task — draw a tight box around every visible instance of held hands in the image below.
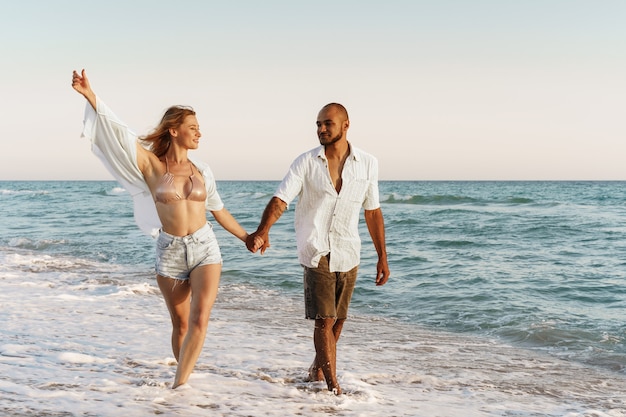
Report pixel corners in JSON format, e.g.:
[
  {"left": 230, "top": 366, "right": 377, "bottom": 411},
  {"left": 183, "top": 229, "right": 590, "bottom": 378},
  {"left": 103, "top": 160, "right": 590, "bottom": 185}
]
[
  {"left": 246, "top": 231, "right": 271, "bottom": 254},
  {"left": 245, "top": 197, "right": 284, "bottom": 255},
  {"left": 246, "top": 233, "right": 265, "bottom": 253}
]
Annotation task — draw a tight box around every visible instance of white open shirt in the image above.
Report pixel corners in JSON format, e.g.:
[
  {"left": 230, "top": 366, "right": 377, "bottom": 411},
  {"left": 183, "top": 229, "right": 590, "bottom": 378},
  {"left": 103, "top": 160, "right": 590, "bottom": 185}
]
[{"left": 274, "top": 145, "right": 380, "bottom": 272}]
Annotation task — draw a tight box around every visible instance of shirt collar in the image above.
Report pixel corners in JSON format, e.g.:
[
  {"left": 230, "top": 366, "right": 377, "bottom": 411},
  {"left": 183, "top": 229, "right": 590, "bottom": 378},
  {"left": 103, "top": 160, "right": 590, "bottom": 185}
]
[{"left": 316, "top": 143, "right": 360, "bottom": 162}]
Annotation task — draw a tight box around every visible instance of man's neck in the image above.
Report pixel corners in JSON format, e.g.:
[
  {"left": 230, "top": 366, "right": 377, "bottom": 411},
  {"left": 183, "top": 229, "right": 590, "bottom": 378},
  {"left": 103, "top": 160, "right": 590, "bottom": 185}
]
[{"left": 324, "top": 139, "right": 350, "bottom": 160}]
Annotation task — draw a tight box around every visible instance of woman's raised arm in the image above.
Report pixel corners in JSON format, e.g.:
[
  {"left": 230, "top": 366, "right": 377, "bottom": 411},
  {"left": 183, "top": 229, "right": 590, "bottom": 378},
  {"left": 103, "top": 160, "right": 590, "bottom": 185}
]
[{"left": 71, "top": 69, "right": 96, "bottom": 110}]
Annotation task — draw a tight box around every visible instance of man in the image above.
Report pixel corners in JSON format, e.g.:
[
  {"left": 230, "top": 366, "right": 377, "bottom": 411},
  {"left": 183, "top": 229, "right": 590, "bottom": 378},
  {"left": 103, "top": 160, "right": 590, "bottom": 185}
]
[{"left": 246, "top": 103, "right": 390, "bottom": 395}]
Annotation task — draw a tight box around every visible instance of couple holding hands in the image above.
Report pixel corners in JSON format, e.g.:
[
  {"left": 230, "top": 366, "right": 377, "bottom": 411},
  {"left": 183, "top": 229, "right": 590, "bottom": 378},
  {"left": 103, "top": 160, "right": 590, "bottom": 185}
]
[{"left": 72, "top": 69, "right": 389, "bottom": 395}]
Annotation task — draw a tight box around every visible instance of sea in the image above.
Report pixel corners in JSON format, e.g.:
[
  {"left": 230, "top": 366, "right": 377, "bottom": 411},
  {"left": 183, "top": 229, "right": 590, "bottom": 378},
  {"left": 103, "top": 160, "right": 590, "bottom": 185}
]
[{"left": 0, "top": 180, "right": 624, "bottom": 417}]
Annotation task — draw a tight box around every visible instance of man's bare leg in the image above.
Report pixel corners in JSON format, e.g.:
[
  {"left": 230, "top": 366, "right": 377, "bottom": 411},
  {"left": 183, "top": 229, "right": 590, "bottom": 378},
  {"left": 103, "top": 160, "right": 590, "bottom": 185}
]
[
  {"left": 312, "top": 318, "right": 345, "bottom": 394},
  {"left": 307, "top": 361, "right": 325, "bottom": 382},
  {"left": 308, "top": 318, "right": 345, "bottom": 382}
]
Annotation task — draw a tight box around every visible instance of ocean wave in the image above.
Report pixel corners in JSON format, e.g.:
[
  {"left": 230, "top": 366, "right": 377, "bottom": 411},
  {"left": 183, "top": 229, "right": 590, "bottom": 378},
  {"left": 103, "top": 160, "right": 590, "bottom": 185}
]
[
  {"left": 507, "top": 197, "right": 534, "bottom": 204},
  {"left": 7, "top": 237, "right": 68, "bottom": 250},
  {"left": 383, "top": 193, "right": 480, "bottom": 205},
  {"left": 96, "top": 187, "right": 128, "bottom": 196},
  {"left": 108, "top": 186, "right": 127, "bottom": 195},
  {"left": 433, "top": 239, "right": 478, "bottom": 248},
  {"left": 0, "top": 248, "right": 137, "bottom": 277},
  {"left": 495, "top": 323, "right": 626, "bottom": 372},
  {"left": 244, "top": 191, "right": 273, "bottom": 199},
  {"left": 0, "top": 252, "right": 96, "bottom": 273},
  {"left": 382, "top": 193, "right": 537, "bottom": 206},
  {"left": 0, "top": 189, "right": 50, "bottom": 196}
]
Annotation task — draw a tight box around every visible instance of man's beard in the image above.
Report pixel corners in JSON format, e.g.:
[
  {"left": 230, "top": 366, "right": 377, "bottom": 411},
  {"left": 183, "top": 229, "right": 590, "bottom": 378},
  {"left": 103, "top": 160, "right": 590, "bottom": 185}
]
[{"left": 319, "top": 133, "right": 341, "bottom": 146}]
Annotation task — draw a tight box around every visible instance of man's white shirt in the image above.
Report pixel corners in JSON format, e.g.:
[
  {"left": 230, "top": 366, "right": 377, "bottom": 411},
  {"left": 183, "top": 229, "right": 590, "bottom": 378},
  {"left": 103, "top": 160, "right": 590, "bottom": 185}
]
[{"left": 274, "top": 145, "right": 380, "bottom": 272}]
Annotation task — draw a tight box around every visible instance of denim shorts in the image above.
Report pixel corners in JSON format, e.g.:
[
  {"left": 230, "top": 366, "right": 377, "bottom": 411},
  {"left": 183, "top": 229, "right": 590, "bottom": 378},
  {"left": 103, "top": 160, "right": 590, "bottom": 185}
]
[
  {"left": 155, "top": 222, "right": 222, "bottom": 280},
  {"left": 303, "top": 255, "right": 358, "bottom": 320}
]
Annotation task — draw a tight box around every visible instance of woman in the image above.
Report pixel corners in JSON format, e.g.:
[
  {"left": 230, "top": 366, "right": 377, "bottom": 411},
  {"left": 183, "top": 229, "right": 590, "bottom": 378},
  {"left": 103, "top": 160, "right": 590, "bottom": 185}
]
[{"left": 71, "top": 69, "right": 261, "bottom": 388}]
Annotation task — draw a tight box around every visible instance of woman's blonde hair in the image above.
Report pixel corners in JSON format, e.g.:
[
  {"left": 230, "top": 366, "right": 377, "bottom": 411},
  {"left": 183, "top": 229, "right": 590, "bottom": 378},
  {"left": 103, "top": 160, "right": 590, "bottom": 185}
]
[{"left": 140, "top": 106, "right": 196, "bottom": 158}]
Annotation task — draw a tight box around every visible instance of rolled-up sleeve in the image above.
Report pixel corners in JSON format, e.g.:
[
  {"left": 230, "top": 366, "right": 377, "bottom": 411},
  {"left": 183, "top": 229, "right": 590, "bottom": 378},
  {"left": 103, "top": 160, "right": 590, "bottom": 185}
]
[
  {"left": 274, "top": 155, "right": 306, "bottom": 206},
  {"left": 362, "top": 156, "right": 380, "bottom": 211}
]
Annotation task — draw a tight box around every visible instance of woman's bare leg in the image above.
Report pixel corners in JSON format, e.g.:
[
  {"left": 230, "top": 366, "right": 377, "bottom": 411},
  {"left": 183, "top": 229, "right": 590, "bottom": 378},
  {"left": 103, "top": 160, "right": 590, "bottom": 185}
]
[
  {"left": 157, "top": 275, "right": 191, "bottom": 361},
  {"left": 172, "top": 263, "right": 221, "bottom": 388}
]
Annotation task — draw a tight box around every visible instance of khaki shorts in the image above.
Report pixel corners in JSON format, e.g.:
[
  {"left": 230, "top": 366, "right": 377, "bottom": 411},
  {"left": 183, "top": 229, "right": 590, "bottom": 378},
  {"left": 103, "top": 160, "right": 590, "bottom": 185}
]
[{"left": 303, "top": 255, "right": 358, "bottom": 320}]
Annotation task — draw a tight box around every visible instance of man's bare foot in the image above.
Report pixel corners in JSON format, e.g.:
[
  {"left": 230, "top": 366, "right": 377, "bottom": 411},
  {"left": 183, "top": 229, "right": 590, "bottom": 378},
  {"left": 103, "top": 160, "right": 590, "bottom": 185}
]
[
  {"left": 329, "top": 384, "right": 342, "bottom": 395},
  {"left": 305, "top": 362, "right": 324, "bottom": 382}
]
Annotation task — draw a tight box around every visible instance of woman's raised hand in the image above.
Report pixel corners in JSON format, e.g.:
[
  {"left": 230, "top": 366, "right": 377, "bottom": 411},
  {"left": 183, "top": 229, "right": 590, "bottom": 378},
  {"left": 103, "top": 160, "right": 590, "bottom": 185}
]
[{"left": 71, "top": 69, "right": 96, "bottom": 109}]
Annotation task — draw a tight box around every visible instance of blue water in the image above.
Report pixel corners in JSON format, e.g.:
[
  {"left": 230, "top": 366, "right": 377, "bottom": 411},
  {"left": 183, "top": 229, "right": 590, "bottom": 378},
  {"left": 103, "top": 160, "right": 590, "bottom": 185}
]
[
  {"left": 2, "top": 180, "right": 624, "bottom": 378},
  {"left": 377, "top": 181, "right": 626, "bottom": 373}
]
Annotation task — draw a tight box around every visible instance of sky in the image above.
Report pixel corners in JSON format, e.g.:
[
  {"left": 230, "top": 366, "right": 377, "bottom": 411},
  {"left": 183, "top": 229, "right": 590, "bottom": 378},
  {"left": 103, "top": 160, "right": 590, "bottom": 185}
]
[{"left": 0, "top": 0, "right": 625, "bottom": 181}]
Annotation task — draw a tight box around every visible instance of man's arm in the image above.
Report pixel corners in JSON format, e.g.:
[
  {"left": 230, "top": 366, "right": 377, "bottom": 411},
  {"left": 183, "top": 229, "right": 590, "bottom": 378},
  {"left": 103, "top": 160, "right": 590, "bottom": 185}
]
[
  {"left": 246, "top": 196, "right": 288, "bottom": 254},
  {"left": 364, "top": 208, "right": 390, "bottom": 286}
]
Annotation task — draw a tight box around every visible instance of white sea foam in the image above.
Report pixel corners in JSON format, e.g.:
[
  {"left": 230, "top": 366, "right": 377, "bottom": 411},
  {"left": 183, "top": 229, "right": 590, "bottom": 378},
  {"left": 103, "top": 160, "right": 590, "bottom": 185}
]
[
  {"left": 106, "top": 186, "right": 127, "bottom": 195},
  {"left": 0, "top": 188, "right": 49, "bottom": 196},
  {"left": 1, "top": 253, "right": 625, "bottom": 417}
]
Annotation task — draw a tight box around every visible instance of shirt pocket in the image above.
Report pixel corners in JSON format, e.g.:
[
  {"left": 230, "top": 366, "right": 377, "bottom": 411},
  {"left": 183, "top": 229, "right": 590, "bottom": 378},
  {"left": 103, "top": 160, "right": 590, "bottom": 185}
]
[{"left": 342, "top": 179, "right": 369, "bottom": 204}]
